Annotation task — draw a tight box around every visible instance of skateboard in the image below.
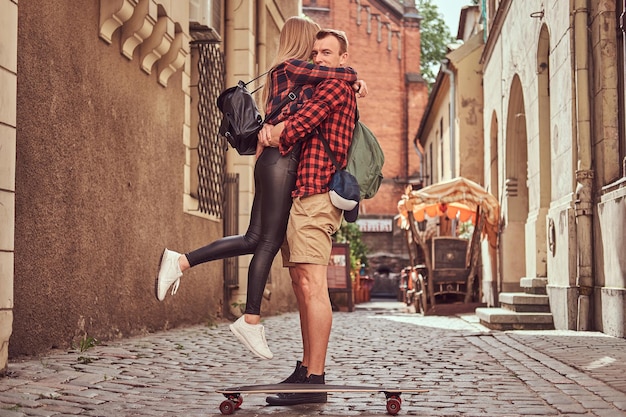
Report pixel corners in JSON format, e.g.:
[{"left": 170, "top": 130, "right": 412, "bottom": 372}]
[{"left": 216, "top": 383, "right": 428, "bottom": 415}]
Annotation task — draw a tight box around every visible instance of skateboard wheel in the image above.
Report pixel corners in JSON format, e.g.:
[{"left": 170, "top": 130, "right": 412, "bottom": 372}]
[
  {"left": 219, "top": 400, "right": 235, "bottom": 415},
  {"left": 235, "top": 396, "right": 243, "bottom": 408},
  {"left": 386, "top": 397, "right": 401, "bottom": 415}
]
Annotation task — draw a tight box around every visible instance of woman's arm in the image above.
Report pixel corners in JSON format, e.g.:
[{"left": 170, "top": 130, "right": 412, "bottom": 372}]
[
  {"left": 283, "top": 59, "right": 357, "bottom": 85},
  {"left": 284, "top": 59, "right": 368, "bottom": 98}
]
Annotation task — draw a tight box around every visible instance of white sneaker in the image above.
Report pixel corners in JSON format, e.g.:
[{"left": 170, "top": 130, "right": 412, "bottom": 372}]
[
  {"left": 229, "top": 316, "right": 273, "bottom": 360},
  {"left": 155, "top": 249, "right": 183, "bottom": 301}
]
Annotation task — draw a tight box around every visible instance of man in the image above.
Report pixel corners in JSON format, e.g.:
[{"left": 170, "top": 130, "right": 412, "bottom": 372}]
[{"left": 259, "top": 29, "right": 358, "bottom": 406}]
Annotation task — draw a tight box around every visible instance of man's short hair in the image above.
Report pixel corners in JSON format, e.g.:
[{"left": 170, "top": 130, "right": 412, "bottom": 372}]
[{"left": 316, "top": 29, "right": 349, "bottom": 55}]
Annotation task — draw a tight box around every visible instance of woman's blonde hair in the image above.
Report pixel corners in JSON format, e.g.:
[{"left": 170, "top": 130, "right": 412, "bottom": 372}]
[{"left": 262, "top": 16, "right": 321, "bottom": 106}]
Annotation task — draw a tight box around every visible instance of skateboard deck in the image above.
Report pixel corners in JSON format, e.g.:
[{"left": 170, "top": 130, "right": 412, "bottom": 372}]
[{"left": 216, "top": 383, "right": 428, "bottom": 415}]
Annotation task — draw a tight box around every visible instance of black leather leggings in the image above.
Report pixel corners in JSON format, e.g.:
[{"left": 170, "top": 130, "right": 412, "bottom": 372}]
[{"left": 185, "top": 146, "right": 299, "bottom": 315}]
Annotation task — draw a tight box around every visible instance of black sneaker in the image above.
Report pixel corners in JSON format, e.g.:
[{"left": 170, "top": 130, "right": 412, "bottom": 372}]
[
  {"left": 266, "top": 373, "right": 327, "bottom": 406},
  {"left": 279, "top": 361, "right": 307, "bottom": 384}
]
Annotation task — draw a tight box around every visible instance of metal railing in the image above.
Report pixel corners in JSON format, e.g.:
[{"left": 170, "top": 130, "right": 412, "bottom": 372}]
[{"left": 196, "top": 41, "right": 226, "bottom": 218}]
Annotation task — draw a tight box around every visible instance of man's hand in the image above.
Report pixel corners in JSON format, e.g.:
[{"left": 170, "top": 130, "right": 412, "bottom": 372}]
[{"left": 353, "top": 79, "right": 368, "bottom": 98}]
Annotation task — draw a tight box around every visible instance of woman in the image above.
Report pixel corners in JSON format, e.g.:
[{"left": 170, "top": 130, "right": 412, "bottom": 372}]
[{"left": 155, "top": 17, "right": 363, "bottom": 361}]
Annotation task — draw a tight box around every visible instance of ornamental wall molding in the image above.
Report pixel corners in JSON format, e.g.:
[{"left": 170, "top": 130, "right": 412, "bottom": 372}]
[
  {"left": 99, "top": 0, "right": 189, "bottom": 87},
  {"left": 354, "top": 0, "right": 403, "bottom": 60}
]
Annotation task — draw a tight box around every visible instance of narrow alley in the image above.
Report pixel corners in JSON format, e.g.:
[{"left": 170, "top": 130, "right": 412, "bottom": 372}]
[{"left": 1, "top": 301, "right": 626, "bottom": 416}]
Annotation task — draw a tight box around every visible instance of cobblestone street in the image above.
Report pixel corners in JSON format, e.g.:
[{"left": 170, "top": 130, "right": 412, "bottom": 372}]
[{"left": 1, "top": 301, "right": 626, "bottom": 416}]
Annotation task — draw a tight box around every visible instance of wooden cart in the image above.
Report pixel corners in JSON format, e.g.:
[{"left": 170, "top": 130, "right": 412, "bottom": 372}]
[{"left": 397, "top": 177, "right": 500, "bottom": 314}]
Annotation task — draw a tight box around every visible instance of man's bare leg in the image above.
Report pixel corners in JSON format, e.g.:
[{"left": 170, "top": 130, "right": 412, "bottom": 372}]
[
  {"left": 294, "top": 263, "right": 332, "bottom": 377},
  {"left": 290, "top": 267, "right": 311, "bottom": 367}
]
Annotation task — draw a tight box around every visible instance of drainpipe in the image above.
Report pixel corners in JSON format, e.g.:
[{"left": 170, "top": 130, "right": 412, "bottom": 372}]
[
  {"left": 573, "top": 0, "right": 594, "bottom": 331},
  {"left": 441, "top": 59, "right": 456, "bottom": 178},
  {"left": 256, "top": 0, "right": 266, "bottom": 75},
  {"left": 482, "top": 0, "right": 487, "bottom": 43}
]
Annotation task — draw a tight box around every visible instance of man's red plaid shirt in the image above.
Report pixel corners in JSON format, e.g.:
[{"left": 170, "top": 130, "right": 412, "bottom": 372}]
[{"left": 276, "top": 60, "right": 357, "bottom": 198}]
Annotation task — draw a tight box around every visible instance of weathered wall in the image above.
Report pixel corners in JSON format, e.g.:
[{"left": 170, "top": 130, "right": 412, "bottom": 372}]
[
  {"left": 0, "top": 0, "right": 17, "bottom": 372},
  {"left": 482, "top": 0, "right": 626, "bottom": 334},
  {"left": 590, "top": 0, "right": 626, "bottom": 337},
  {"left": 451, "top": 35, "right": 484, "bottom": 185},
  {"left": 11, "top": 1, "right": 223, "bottom": 356}
]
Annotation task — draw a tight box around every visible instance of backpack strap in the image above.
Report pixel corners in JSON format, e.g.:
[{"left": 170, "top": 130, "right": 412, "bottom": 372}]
[
  {"left": 319, "top": 104, "right": 360, "bottom": 171},
  {"left": 243, "top": 70, "right": 270, "bottom": 89},
  {"left": 318, "top": 129, "right": 342, "bottom": 171},
  {"left": 245, "top": 67, "right": 303, "bottom": 123},
  {"left": 262, "top": 85, "right": 302, "bottom": 124}
]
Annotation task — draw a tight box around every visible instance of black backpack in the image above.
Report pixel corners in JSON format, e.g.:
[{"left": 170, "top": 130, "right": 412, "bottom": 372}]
[{"left": 217, "top": 76, "right": 300, "bottom": 155}]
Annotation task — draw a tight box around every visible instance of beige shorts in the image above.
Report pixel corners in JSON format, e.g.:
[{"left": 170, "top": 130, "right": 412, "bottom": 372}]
[{"left": 281, "top": 193, "right": 343, "bottom": 266}]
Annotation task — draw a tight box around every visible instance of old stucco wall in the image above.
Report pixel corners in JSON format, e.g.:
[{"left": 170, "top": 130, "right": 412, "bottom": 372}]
[
  {"left": 0, "top": 0, "right": 17, "bottom": 372},
  {"left": 12, "top": 1, "right": 224, "bottom": 356}
]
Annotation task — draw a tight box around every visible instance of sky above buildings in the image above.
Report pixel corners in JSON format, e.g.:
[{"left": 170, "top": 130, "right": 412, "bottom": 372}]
[{"left": 432, "top": 0, "right": 475, "bottom": 35}]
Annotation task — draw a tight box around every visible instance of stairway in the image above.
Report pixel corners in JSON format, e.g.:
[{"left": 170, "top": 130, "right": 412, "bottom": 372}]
[{"left": 475, "top": 277, "right": 555, "bottom": 330}]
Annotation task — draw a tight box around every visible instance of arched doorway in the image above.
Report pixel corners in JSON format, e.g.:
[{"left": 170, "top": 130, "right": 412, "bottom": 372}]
[{"left": 501, "top": 75, "right": 529, "bottom": 291}]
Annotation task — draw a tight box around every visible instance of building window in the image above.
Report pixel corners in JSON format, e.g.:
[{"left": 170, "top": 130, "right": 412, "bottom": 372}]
[
  {"left": 439, "top": 117, "right": 444, "bottom": 179},
  {"left": 188, "top": 41, "right": 226, "bottom": 218},
  {"left": 429, "top": 142, "right": 434, "bottom": 186},
  {"left": 189, "top": 0, "right": 222, "bottom": 38},
  {"left": 187, "top": 1, "right": 226, "bottom": 218}
]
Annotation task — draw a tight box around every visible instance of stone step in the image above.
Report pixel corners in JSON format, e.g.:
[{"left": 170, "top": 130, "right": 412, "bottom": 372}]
[
  {"left": 520, "top": 277, "right": 548, "bottom": 295},
  {"left": 499, "top": 292, "right": 550, "bottom": 305},
  {"left": 499, "top": 292, "right": 551, "bottom": 312},
  {"left": 475, "top": 307, "right": 555, "bottom": 331},
  {"left": 502, "top": 303, "right": 551, "bottom": 313}
]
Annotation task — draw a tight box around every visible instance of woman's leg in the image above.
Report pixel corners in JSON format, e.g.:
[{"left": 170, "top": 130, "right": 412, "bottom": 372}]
[
  {"left": 184, "top": 170, "right": 265, "bottom": 268},
  {"left": 156, "top": 161, "right": 264, "bottom": 301},
  {"left": 184, "top": 234, "right": 258, "bottom": 268},
  {"left": 244, "top": 147, "right": 299, "bottom": 316},
  {"left": 228, "top": 147, "right": 298, "bottom": 360}
]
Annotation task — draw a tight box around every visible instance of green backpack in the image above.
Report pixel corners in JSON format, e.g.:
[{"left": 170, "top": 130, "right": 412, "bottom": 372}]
[{"left": 346, "top": 114, "right": 385, "bottom": 200}]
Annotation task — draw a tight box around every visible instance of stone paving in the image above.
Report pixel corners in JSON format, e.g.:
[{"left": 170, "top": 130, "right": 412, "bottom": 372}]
[{"left": 1, "top": 301, "right": 626, "bottom": 416}]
